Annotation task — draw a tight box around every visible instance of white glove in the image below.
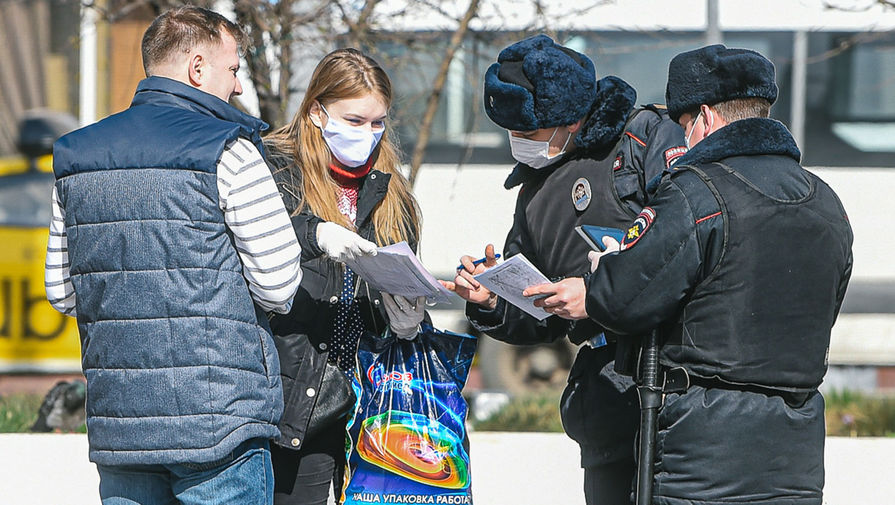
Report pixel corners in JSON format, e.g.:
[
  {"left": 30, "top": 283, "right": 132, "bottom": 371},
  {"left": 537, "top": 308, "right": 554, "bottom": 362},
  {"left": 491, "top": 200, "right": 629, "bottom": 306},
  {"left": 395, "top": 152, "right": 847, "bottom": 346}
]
[
  {"left": 382, "top": 293, "right": 425, "bottom": 340},
  {"left": 316, "top": 221, "right": 378, "bottom": 262},
  {"left": 588, "top": 236, "right": 621, "bottom": 273}
]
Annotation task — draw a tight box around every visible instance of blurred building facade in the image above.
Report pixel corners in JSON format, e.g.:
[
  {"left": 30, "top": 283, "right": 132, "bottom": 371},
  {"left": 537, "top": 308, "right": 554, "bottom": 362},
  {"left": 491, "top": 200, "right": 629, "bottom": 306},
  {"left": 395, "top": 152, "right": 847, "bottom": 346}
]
[{"left": 0, "top": 0, "right": 151, "bottom": 156}]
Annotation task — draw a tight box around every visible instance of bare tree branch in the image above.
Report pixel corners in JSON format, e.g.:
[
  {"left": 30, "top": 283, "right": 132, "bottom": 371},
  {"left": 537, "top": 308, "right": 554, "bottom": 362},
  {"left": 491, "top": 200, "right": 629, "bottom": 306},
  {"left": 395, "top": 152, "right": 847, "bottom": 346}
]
[
  {"left": 408, "top": 0, "right": 481, "bottom": 186},
  {"left": 822, "top": 0, "right": 895, "bottom": 11},
  {"left": 71, "top": 0, "right": 811, "bottom": 183}
]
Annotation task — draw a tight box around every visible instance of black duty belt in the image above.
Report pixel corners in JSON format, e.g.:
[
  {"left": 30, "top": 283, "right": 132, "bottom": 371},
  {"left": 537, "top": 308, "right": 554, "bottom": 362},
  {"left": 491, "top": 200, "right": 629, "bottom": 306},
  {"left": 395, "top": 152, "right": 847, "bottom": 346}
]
[{"left": 661, "top": 367, "right": 810, "bottom": 408}]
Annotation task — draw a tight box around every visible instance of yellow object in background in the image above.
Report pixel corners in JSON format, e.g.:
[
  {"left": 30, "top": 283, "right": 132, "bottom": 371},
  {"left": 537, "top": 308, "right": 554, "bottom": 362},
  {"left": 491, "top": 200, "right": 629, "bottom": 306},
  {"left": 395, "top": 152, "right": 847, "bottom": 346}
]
[
  {"left": 0, "top": 154, "right": 53, "bottom": 176},
  {"left": 0, "top": 168, "right": 81, "bottom": 372}
]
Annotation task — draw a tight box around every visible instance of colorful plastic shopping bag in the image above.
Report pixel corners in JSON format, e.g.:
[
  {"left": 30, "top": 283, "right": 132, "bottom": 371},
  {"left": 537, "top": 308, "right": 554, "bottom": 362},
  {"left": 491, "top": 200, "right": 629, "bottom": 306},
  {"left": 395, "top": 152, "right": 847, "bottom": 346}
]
[{"left": 342, "top": 323, "right": 477, "bottom": 505}]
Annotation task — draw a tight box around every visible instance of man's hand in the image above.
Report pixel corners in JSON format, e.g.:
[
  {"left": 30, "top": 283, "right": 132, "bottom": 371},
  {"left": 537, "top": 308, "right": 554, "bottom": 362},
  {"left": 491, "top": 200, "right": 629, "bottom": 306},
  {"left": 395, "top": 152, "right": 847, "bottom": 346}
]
[
  {"left": 588, "top": 236, "right": 621, "bottom": 273},
  {"left": 316, "top": 221, "right": 378, "bottom": 262},
  {"left": 524, "top": 277, "right": 588, "bottom": 320},
  {"left": 440, "top": 244, "right": 499, "bottom": 309}
]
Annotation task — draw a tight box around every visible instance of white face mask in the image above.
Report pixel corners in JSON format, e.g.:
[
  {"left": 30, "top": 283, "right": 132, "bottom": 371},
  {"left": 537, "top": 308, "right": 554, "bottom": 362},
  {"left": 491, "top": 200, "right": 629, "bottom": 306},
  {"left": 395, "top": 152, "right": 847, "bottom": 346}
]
[
  {"left": 319, "top": 104, "right": 384, "bottom": 168},
  {"left": 508, "top": 127, "right": 572, "bottom": 169}
]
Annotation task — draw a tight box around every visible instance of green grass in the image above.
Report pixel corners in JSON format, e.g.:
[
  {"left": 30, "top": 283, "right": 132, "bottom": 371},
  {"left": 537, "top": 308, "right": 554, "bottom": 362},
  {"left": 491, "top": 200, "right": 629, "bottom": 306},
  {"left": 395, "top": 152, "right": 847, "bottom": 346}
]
[
  {"left": 824, "top": 390, "right": 895, "bottom": 437},
  {"left": 471, "top": 389, "right": 895, "bottom": 436},
  {"left": 0, "top": 394, "right": 44, "bottom": 433},
  {"left": 0, "top": 393, "right": 86, "bottom": 433},
  {"left": 471, "top": 392, "right": 564, "bottom": 432},
  {"left": 2, "top": 389, "right": 895, "bottom": 436}
]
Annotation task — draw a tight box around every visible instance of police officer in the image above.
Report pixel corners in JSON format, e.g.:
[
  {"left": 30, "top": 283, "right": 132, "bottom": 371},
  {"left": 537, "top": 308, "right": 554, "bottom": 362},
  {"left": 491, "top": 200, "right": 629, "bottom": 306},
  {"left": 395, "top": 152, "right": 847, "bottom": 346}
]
[
  {"left": 528, "top": 45, "right": 854, "bottom": 504},
  {"left": 444, "top": 34, "right": 686, "bottom": 504}
]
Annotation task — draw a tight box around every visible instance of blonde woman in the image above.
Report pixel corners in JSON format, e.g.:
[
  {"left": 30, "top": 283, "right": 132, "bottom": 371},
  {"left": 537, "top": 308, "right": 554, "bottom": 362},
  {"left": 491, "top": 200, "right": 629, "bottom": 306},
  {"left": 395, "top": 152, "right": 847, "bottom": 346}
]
[{"left": 263, "top": 48, "right": 425, "bottom": 505}]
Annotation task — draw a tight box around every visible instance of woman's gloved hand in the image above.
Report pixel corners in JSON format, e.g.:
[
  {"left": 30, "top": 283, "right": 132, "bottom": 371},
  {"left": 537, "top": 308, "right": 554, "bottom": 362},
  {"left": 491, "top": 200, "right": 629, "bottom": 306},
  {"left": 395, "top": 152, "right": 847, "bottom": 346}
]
[
  {"left": 316, "top": 221, "right": 378, "bottom": 262},
  {"left": 381, "top": 293, "right": 426, "bottom": 340}
]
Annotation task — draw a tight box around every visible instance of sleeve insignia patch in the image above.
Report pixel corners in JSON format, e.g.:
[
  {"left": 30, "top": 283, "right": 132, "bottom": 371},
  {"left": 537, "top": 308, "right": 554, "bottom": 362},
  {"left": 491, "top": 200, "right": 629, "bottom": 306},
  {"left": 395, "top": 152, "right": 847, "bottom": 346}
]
[
  {"left": 664, "top": 146, "right": 688, "bottom": 168},
  {"left": 621, "top": 207, "right": 655, "bottom": 250},
  {"left": 613, "top": 153, "right": 624, "bottom": 171}
]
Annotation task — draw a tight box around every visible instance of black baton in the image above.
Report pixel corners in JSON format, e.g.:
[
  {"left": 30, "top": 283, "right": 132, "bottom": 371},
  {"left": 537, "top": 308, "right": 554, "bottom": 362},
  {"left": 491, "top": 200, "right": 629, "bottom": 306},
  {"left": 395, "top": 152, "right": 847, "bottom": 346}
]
[{"left": 636, "top": 330, "right": 662, "bottom": 505}]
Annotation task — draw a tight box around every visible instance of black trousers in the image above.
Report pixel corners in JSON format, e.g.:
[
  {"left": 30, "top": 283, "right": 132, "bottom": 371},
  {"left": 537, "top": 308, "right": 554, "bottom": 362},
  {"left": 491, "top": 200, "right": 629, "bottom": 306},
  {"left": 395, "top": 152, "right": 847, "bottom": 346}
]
[
  {"left": 584, "top": 459, "right": 636, "bottom": 505},
  {"left": 271, "top": 421, "right": 347, "bottom": 505}
]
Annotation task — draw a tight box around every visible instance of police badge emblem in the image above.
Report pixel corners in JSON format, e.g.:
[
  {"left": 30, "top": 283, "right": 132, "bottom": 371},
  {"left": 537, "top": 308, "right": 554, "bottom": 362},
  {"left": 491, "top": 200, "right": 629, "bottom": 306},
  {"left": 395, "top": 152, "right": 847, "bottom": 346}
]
[{"left": 572, "top": 178, "right": 591, "bottom": 211}]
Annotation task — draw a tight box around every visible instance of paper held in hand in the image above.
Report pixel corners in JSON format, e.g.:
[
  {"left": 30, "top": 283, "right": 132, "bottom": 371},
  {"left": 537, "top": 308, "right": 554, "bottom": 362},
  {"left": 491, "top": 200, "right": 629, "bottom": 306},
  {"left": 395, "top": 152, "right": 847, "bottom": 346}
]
[
  {"left": 343, "top": 241, "right": 452, "bottom": 304},
  {"left": 473, "top": 254, "right": 551, "bottom": 321}
]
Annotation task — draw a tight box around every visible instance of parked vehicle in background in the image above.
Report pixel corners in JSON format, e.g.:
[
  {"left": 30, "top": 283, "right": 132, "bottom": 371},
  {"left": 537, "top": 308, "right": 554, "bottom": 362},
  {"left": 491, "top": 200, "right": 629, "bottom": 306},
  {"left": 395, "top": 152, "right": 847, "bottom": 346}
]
[{"left": 0, "top": 110, "right": 80, "bottom": 373}]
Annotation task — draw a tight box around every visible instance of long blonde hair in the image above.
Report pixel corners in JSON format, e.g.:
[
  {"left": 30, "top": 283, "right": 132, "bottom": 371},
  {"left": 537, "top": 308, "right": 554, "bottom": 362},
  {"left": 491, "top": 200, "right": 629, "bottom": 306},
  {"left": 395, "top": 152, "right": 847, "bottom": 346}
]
[{"left": 265, "top": 48, "right": 420, "bottom": 247}]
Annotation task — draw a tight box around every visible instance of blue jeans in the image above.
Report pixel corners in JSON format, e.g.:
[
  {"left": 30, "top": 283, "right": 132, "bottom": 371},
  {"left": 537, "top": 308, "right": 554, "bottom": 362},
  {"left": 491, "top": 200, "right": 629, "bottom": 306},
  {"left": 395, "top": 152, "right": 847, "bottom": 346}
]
[{"left": 96, "top": 438, "right": 273, "bottom": 505}]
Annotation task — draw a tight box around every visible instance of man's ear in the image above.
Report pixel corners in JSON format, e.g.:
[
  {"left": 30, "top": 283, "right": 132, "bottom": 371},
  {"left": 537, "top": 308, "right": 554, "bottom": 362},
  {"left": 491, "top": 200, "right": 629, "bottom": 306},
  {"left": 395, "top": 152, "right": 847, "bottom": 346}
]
[
  {"left": 308, "top": 101, "right": 324, "bottom": 129},
  {"left": 700, "top": 104, "right": 716, "bottom": 130},
  {"left": 567, "top": 119, "right": 584, "bottom": 134},
  {"left": 187, "top": 52, "right": 204, "bottom": 87}
]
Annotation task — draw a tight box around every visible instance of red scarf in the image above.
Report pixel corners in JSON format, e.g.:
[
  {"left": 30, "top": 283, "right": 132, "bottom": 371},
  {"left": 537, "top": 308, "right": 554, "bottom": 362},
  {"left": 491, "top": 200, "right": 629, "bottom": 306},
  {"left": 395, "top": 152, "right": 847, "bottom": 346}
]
[
  {"left": 329, "top": 159, "right": 369, "bottom": 224},
  {"left": 328, "top": 158, "right": 372, "bottom": 183}
]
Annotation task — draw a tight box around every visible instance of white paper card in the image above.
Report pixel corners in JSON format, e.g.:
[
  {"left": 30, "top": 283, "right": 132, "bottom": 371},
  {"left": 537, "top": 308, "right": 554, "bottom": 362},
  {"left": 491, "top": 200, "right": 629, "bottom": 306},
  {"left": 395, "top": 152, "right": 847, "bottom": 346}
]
[
  {"left": 344, "top": 241, "right": 452, "bottom": 303},
  {"left": 473, "top": 254, "right": 551, "bottom": 321}
]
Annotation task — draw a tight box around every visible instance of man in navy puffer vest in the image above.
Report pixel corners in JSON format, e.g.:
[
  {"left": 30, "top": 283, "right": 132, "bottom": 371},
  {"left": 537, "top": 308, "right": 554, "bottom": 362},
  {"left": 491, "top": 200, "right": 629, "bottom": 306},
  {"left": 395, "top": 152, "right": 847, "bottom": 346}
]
[{"left": 45, "top": 7, "right": 301, "bottom": 504}]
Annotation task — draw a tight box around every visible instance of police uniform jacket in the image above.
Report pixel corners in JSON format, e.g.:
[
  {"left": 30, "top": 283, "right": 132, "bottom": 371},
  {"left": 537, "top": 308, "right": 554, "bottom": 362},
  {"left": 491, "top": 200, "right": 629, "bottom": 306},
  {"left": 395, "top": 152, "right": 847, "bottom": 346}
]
[
  {"left": 584, "top": 117, "right": 853, "bottom": 505},
  {"left": 466, "top": 76, "right": 687, "bottom": 466}
]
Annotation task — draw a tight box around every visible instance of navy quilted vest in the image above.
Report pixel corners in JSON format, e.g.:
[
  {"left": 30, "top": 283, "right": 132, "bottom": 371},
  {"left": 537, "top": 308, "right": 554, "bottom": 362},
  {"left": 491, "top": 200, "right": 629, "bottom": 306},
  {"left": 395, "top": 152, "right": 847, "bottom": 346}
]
[{"left": 52, "top": 77, "right": 283, "bottom": 465}]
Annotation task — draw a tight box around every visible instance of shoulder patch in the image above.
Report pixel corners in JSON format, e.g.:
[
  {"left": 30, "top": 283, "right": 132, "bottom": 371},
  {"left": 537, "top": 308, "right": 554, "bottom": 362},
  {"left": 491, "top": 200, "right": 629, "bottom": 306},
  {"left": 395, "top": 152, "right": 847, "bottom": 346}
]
[
  {"left": 664, "top": 146, "right": 688, "bottom": 168},
  {"left": 621, "top": 207, "right": 655, "bottom": 250},
  {"left": 613, "top": 152, "right": 624, "bottom": 171}
]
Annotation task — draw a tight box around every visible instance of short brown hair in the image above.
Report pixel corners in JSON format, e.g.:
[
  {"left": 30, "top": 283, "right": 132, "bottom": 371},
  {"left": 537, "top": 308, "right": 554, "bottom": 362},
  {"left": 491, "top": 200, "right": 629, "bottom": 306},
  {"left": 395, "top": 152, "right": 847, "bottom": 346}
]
[
  {"left": 141, "top": 6, "right": 247, "bottom": 76},
  {"left": 712, "top": 97, "right": 771, "bottom": 122}
]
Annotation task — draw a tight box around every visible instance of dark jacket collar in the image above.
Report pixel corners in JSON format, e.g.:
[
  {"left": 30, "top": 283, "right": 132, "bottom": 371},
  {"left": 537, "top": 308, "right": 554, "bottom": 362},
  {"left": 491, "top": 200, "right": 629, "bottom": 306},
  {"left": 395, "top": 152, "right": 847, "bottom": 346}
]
[
  {"left": 356, "top": 169, "right": 391, "bottom": 229},
  {"left": 131, "top": 76, "right": 268, "bottom": 143},
  {"left": 504, "top": 76, "right": 636, "bottom": 189},
  {"left": 674, "top": 117, "right": 801, "bottom": 167}
]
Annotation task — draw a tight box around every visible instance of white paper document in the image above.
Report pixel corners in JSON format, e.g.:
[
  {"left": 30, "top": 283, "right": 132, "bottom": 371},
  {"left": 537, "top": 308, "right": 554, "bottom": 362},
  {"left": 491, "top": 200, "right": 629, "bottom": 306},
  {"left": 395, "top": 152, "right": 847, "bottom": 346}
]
[
  {"left": 473, "top": 254, "right": 552, "bottom": 321},
  {"left": 343, "top": 241, "right": 452, "bottom": 304}
]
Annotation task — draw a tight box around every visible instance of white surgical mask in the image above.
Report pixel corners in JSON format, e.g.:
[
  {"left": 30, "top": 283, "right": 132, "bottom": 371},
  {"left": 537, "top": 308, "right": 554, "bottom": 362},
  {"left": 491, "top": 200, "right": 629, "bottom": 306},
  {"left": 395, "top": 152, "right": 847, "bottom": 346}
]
[
  {"left": 319, "top": 104, "right": 384, "bottom": 168},
  {"left": 508, "top": 127, "right": 572, "bottom": 169}
]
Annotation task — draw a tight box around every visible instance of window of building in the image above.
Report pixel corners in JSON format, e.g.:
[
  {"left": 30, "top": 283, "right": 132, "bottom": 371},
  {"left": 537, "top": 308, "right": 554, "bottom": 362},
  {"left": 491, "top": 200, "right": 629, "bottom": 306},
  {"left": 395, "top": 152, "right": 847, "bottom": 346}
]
[{"left": 374, "top": 29, "right": 895, "bottom": 168}]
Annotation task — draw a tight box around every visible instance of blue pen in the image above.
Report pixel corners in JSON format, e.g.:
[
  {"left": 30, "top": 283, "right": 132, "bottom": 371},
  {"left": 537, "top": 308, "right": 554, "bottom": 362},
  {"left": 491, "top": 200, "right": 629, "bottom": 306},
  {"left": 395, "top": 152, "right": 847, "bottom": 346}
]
[{"left": 456, "top": 254, "right": 501, "bottom": 271}]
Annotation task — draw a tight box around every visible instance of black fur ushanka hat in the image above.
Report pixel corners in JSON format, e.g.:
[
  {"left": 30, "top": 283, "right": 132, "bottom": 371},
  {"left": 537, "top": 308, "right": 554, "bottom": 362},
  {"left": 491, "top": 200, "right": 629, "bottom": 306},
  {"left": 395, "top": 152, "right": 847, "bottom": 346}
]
[
  {"left": 665, "top": 44, "right": 778, "bottom": 123},
  {"left": 483, "top": 34, "right": 597, "bottom": 132}
]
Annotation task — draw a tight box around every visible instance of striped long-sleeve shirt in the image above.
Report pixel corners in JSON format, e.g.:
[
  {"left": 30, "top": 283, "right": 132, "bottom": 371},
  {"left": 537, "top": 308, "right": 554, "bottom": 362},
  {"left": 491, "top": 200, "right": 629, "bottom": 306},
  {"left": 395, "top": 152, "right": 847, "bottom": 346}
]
[{"left": 45, "top": 137, "right": 302, "bottom": 317}]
